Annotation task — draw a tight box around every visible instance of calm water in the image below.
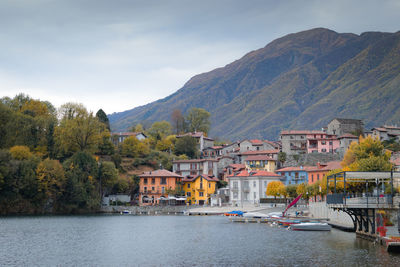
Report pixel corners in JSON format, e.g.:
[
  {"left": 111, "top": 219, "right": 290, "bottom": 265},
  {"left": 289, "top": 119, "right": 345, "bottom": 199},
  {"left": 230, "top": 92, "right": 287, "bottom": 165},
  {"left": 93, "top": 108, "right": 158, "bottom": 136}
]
[{"left": 1, "top": 215, "right": 400, "bottom": 266}]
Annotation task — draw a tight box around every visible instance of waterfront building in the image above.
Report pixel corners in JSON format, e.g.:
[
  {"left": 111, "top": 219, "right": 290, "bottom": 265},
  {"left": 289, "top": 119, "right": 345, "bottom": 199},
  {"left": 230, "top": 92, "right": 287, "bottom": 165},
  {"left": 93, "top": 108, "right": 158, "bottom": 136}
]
[
  {"left": 182, "top": 174, "right": 218, "bottom": 205},
  {"left": 172, "top": 158, "right": 218, "bottom": 177},
  {"left": 138, "top": 169, "right": 183, "bottom": 206},
  {"left": 227, "top": 170, "right": 283, "bottom": 206},
  {"left": 275, "top": 166, "right": 312, "bottom": 185},
  {"left": 244, "top": 155, "right": 277, "bottom": 172}
]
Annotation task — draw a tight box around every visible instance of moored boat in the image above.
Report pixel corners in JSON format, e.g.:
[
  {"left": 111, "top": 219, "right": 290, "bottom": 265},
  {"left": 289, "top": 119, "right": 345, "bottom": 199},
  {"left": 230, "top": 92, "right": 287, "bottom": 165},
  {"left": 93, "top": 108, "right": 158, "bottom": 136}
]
[{"left": 289, "top": 222, "right": 331, "bottom": 231}]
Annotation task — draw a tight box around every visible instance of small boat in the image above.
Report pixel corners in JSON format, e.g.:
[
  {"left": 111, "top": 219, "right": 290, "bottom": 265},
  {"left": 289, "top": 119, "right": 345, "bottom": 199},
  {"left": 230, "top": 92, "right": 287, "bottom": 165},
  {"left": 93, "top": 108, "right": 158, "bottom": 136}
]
[
  {"left": 278, "top": 219, "right": 302, "bottom": 227},
  {"left": 224, "top": 210, "right": 244, "bottom": 217},
  {"left": 289, "top": 222, "right": 331, "bottom": 231},
  {"left": 121, "top": 210, "right": 132, "bottom": 214}
]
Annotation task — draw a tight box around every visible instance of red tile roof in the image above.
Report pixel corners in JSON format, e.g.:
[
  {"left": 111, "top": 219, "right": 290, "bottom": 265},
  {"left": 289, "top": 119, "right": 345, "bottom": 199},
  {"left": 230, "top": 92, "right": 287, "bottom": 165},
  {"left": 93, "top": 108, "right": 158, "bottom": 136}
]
[
  {"left": 139, "top": 169, "right": 182, "bottom": 178},
  {"left": 372, "top": 127, "right": 388, "bottom": 132},
  {"left": 391, "top": 158, "right": 400, "bottom": 166},
  {"left": 245, "top": 155, "right": 276, "bottom": 161},
  {"left": 182, "top": 174, "right": 219, "bottom": 182},
  {"left": 228, "top": 164, "right": 246, "bottom": 170},
  {"left": 249, "top": 139, "right": 263, "bottom": 145}
]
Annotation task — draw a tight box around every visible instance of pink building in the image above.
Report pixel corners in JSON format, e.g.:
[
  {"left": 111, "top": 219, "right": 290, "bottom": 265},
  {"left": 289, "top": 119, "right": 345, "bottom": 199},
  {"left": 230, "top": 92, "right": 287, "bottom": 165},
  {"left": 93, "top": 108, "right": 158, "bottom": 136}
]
[{"left": 306, "top": 133, "right": 339, "bottom": 153}]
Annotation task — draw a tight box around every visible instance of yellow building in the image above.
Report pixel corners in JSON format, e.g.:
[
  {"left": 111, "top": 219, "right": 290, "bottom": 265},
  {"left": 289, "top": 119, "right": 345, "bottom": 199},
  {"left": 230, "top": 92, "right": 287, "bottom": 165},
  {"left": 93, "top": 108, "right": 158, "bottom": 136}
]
[
  {"left": 245, "top": 155, "right": 277, "bottom": 172},
  {"left": 182, "top": 174, "right": 218, "bottom": 205}
]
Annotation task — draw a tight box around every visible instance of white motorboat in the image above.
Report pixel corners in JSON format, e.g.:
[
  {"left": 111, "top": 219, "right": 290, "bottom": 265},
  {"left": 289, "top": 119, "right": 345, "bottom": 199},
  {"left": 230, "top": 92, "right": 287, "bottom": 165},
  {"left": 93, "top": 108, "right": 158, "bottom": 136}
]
[{"left": 289, "top": 222, "right": 332, "bottom": 231}]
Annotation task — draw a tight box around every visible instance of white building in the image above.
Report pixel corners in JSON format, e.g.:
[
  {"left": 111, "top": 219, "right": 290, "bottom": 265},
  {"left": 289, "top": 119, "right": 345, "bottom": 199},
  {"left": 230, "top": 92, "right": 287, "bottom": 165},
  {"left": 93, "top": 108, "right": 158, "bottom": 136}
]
[
  {"left": 227, "top": 170, "right": 284, "bottom": 206},
  {"left": 111, "top": 132, "right": 147, "bottom": 146}
]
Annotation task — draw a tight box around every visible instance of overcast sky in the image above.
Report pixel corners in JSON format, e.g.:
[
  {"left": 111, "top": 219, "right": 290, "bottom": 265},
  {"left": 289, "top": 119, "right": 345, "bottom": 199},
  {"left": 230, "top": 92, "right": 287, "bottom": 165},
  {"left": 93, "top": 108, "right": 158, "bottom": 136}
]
[{"left": 1, "top": 0, "right": 400, "bottom": 114}]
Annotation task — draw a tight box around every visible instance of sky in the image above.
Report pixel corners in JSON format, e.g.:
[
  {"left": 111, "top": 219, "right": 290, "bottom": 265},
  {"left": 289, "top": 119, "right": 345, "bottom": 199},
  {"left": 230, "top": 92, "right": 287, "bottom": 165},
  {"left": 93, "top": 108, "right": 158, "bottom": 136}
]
[{"left": 1, "top": 0, "right": 400, "bottom": 115}]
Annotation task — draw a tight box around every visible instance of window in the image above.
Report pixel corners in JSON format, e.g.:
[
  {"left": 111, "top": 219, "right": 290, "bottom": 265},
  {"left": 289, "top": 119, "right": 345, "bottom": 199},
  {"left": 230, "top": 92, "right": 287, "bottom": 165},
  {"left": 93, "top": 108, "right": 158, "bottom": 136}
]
[
  {"left": 253, "top": 181, "right": 256, "bottom": 187},
  {"left": 144, "top": 178, "right": 148, "bottom": 184},
  {"left": 254, "top": 192, "right": 257, "bottom": 199},
  {"left": 295, "top": 172, "right": 299, "bottom": 179},
  {"left": 329, "top": 141, "right": 333, "bottom": 145},
  {"left": 321, "top": 141, "right": 326, "bottom": 145},
  {"left": 187, "top": 183, "right": 191, "bottom": 189},
  {"left": 290, "top": 136, "right": 294, "bottom": 139},
  {"left": 264, "top": 181, "right": 267, "bottom": 187},
  {"left": 233, "top": 181, "right": 238, "bottom": 189},
  {"left": 151, "top": 187, "right": 155, "bottom": 191},
  {"left": 301, "top": 136, "right": 304, "bottom": 139},
  {"left": 311, "top": 174, "right": 314, "bottom": 183},
  {"left": 199, "top": 192, "right": 204, "bottom": 197},
  {"left": 317, "top": 174, "right": 320, "bottom": 180},
  {"left": 187, "top": 192, "right": 191, "bottom": 197},
  {"left": 321, "top": 148, "right": 326, "bottom": 152},
  {"left": 244, "top": 181, "right": 249, "bottom": 188},
  {"left": 161, "top": 178, "right": 167, "bottom": 184},
  {"left": 208, "top": 183, "right": 211, "bottom": 188},
  {"left": 256, "top": 147, "right": 259, "bottom": 151},
  {"left": 144, "top": 186, "right": 147, "bottom": 192},
  {"left": 233, "top": 192, "right": 238, "bottom": 199},
  {"left": 151, "top": 178, "right": 155, "bottom": 184},
  {"left": 161, "top": 187, "right": 165, "bottom": 194}
]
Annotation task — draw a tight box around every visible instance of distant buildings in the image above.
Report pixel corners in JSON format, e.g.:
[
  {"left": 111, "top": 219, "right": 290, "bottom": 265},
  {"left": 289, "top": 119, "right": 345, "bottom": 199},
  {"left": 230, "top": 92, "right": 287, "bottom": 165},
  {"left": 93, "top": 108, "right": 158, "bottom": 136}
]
[
  {"left": 111, "top": 132, "right": 147, "bottom": 146},
  {"left": 372, "top": 126, "right": 400, "bottom": 141},
  {"left": 172, "top": 159, "right": 218, "bottom": 177},
  {"left": 176, "top": 131, "right": 214, "bottom": 152},
  {"left": 326, "top": 118, "right": 364, "bottom": 136}
]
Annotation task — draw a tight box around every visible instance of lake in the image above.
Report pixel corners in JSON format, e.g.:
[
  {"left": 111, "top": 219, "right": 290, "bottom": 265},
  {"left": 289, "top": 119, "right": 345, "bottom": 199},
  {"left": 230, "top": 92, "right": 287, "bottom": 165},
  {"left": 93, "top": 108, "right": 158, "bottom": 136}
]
[{"left": 1, "top": 215, "right": 400, "bottom": 266}]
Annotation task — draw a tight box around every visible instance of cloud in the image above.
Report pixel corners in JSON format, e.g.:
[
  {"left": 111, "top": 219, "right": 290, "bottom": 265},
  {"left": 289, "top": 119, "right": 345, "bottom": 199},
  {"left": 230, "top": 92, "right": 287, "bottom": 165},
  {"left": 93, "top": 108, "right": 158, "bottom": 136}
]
[{"left": 0, "top": 0, "right": 400, "bottom": 114}]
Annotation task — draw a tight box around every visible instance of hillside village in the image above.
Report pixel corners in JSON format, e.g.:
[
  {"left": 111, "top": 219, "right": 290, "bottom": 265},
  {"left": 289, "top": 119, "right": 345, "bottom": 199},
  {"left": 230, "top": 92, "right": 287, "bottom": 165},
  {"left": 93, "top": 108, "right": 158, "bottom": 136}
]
[{"left": 110, "top": 118, "right": 400, "bottom": 207}]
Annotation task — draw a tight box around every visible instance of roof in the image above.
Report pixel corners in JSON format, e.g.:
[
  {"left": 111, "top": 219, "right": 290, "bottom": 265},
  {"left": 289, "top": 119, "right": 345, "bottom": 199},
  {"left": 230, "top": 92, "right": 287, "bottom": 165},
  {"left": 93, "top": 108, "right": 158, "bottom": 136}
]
[
  {"left": 338, "top": 133, "right": 358, "bottom": 139},
  {"left": 372, "top": 127, "right": 388, "bottom": 132},
  {"left": 307, "top": 161, "right": 342, "bottom": 172},
  {"left": 281, "top": 130, "right": 325, "bottom": 135},
  {"left": 229, "top": 169, "right": 282, "bottom": 178},
  {"left": 384, "top": 125, "right": 400, "bottom": 130},
  {"left": 139, "top": 169, "right": 182, "bottom": 178},
  {"left": 176, "top": 132, "right": 214, "bottom": 141},
  {"left": 227, "top": 164, "right": 246, "bottom": 170},
  {"left": 249, "top": 139, "right": 263, "bottom": 145},
  {"left": 332, "top": 118, "right": 363, "bottom": 124},
  {"left": 182, "top": 174, "right": 219, "bottom": 182},
  {"left": 264, "top": 140, "right": 280, "bottom": 148},
  {"left": 240, "top": 150, "right": 279, "bottom": 156},
  {"left": 245, "top": 155, "right": 276, "bottom": 161},
  {"left": 391, "top": 158, "right": 400, "bottom": 166}
]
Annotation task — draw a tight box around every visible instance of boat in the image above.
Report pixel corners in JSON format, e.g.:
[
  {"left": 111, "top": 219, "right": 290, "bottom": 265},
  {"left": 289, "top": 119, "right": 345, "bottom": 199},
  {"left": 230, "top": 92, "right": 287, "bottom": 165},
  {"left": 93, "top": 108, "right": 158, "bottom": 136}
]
[
  {"left": 289, "top": 222, "right": 332, "bottom": 231},
  {"left": 121, "top": 210, "right": 132, "bottom": 214},
  {"left": 224, "top": 210, "right": 244, "bottom": 217},
  {"left": 278, "top": 219, "right": 302, "bottom": 227}
]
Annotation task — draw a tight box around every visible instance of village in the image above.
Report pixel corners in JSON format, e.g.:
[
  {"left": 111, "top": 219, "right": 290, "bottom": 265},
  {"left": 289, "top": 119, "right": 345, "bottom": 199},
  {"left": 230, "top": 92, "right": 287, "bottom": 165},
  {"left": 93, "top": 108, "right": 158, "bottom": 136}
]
[{"left": 106, "top": 118, "right": 400, "bottom": 208}]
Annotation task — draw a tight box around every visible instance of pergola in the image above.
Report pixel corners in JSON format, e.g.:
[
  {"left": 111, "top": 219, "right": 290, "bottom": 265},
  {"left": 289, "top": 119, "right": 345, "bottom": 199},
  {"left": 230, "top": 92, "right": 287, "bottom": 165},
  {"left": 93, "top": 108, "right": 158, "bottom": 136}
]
[{"left": 326, "top": 171, "right": 400, "bottom": 205}]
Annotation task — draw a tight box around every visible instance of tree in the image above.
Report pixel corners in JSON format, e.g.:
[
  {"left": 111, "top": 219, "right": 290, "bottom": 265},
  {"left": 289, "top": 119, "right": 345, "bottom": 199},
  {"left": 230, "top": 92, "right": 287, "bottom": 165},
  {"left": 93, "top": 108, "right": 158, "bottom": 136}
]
[
  {"left": 97, "top": 131, "right": 115, "bottom": 155},
  {"left": 95, "top": 109, "right": 110, "bottom": 130},
  {"left": 174, "top": 136, "right": 198, "bottom": 159},
  {"left": 278, "top": 152, "right": 286, "bottom": 165},
  {"left": 266, "top": 181, "right": 285, "bottom": 198},
  {"left": 10, "top": 146, "right": 33, "bottom": 160},
  {"left": 99, "top": 161, "right": 119, "bottom": 195},
  {"left": 285, "top": 184, "right": 298, "bottom": 198},
  {"left": 185, "top": 108, "right": 211, "bottom": 134},
  {"left": 36, "top": 158, "right": 65, "bottom": 205},
  {"left": 55, "top": 104, "right": 104, "bottom": 156},
  {"left": 341, "top": 136, "right": 392, "bottom": 171},
  {"left": 147, "top": 121, "right": 172, "bottom": 140},
  {"left": 171, "top": 109, "right": 186, "bottom": 134},
  {"left": 121, "top": 136, "right": 150, "bottom": 158}
]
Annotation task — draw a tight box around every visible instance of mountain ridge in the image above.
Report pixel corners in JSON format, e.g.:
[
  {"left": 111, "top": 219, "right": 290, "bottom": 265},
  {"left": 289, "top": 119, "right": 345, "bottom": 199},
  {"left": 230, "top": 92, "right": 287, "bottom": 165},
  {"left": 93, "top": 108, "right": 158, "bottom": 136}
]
[{"left": 109, "top": 28, "right": 400, "bottom": 140}]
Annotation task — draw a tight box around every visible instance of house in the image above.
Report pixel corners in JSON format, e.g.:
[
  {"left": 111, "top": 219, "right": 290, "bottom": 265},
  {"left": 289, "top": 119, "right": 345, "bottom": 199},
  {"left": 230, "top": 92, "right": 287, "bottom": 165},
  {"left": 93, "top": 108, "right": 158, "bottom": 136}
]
[
  {"left": 372, "top": 126, "right": 400, "bottom": 141},
  {"left": 306, "top": 161, "right": 342, "bottom": 184},
  {"left": 280, "top": 130, "right": 325, "bottom": 155},
  {"left": 326, "top": 118, "right": 364, "bottom": 136},
  {"left": 216, "top": 156, "right": 235, "bottom": 179},
  {"left": 239, "top": 139, "right": 277, "bottom": 153},
  {"left": 227, "top": 169, "right": 284, "bottom": 206},
  {"left": 210, "top": 187, "right": 230, "bottom": 206},
  {"left": 220, "top": 142, "right": 240, "bottom": 157},
  {"left": 238, "top": 149, "right": 279, "bottom": 164},
  {"left": 182, "top": 174, "right": 218, "bottom": 205},
  {"left": 138, "top": 169, "right": 183, "bottom": 206},
  {"left": 391, "top": 157, "right": 400, "bottom": 172},
  {"left": 244, "top": 155, "right": 277, "bottom": 172},
  {"left": 111, "top": 132, "right": 147, "bottom": 146},
  {"left": 176, "top": 132, "right": 214, "bottom": 152},
  {"left": 275, "top": 166, "right": 313, "bottom": 185},
  {"left": 337, "top": 134, "right": 359, "bottom": 154},
  {"left": 306, "top": 132, "right": 340, "bottom": 153},
  {"left": 202, "top": 146, "right": 223, "bottom": 158},
  {"left": 172, "top": 159, "right": 218, "bottom": 177}
]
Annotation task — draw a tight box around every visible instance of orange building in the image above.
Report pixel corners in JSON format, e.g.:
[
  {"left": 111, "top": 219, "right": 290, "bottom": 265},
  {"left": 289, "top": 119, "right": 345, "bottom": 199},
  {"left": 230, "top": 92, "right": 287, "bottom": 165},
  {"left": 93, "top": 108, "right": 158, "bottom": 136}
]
[
  {"left": 138, "top": 169, "right": 183, "bottom": 206},
  {"left": 307, "top": 161, "right": 342, "bottom": 184}
]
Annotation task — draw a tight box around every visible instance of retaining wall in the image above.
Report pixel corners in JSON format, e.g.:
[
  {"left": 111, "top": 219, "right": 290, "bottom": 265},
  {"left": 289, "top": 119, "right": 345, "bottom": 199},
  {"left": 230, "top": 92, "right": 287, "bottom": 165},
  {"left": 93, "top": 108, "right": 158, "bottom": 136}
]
[
  {"left": 100, "top": 205, "right": 188, "bottom": 215},
  {"left": 309, "top": 202, "right": 353, "bottom": 227}
]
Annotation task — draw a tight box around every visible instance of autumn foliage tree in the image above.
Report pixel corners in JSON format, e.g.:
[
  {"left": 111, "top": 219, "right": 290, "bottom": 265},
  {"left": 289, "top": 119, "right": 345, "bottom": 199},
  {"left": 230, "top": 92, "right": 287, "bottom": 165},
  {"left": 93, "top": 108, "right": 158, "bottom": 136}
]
[{"left": 266, "top": 181, "right": 285, "bottom": 198}]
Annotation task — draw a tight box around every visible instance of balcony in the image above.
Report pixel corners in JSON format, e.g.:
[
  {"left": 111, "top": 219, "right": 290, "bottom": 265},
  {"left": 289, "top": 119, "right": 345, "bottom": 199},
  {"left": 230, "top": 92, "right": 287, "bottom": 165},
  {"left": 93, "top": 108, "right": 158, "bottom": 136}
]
[{"left": 243, "top": 187, "right": 250, "bottom": 193}]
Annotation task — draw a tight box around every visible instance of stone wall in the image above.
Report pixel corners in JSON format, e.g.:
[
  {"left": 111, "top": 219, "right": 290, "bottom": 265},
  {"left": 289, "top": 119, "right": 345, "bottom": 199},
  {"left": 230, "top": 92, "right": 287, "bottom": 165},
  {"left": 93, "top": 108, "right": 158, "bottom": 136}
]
[
  {"left": 283, "top": 153, "right": 342, "bottom": 167},
  {"left": 100, "top": 205, "right": 188, "bottom": 215},
  {"left": 308, "top": 202, "right": 354, "bottom": 227}
]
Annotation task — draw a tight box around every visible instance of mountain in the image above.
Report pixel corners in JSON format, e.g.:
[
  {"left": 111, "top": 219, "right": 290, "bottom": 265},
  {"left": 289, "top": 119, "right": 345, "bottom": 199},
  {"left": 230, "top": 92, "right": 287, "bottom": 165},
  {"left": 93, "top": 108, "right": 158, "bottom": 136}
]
[{"left": 109, "top": 28, "right": 400, "bottom": 140}]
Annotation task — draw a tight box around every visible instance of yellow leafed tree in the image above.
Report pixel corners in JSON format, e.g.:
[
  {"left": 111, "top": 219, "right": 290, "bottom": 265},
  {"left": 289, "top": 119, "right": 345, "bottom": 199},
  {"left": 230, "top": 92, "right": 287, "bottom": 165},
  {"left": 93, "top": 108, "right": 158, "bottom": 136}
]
[{"left": 266, "top": 181, "right": 285, "bottom": 198}]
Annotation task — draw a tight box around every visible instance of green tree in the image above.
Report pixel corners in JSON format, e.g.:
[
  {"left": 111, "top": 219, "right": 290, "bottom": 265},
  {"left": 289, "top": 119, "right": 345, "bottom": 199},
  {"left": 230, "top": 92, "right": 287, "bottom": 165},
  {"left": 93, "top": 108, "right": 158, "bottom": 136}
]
[
  {"left": 121, "top": 136, "right": 150, "bottom": 158},
  {"left": 99, "top": 161, "right": 119, "bottom": 195},
  {"left": 174, "top": 136, "right": 198, "bottom": 159},
  {"left": 278, "top": 152, "right": 286, "bottom": 165},
  {"left": 36, "top": 158, "right": 65, "bottom": 205},
  {"left": 285, "top": 184, "right": 298, "bottom": 198},
  {"left": 185, "top": 108, "right": 211, "bottom": 134},
  {"left": 171, "top": 109, "right": 186, "bottom": 134},
  {"left": 10, "top": 146, "right": 33, "bottom": 160},
  {"left": 95, "top": 109, "right": 110, "bottom": 130},
  {"left": 147, "top": 121, "right": 172, "bottom": 140}
]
